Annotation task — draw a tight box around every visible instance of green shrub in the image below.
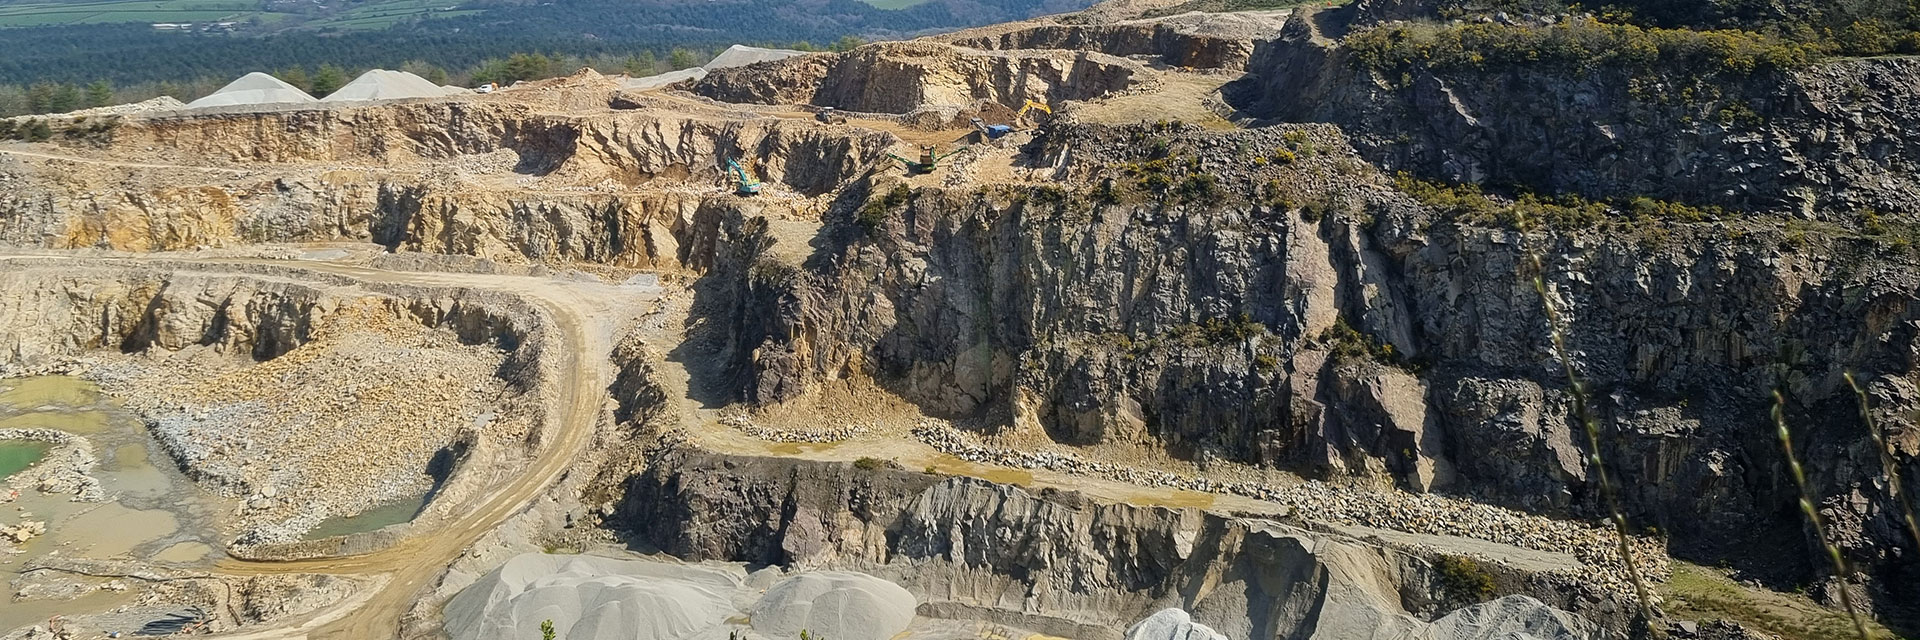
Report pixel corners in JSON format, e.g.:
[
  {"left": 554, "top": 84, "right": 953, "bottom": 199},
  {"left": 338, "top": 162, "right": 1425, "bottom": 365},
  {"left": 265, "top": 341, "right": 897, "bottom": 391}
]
[
  {"left": 1346, "top": 17, "right": 1813, "bottom": 75},
  {"left": 1435, "top": 555, "right": 1496, "bottom": 600},
  {"left": 857, "top": 184, "right": 913, "bottom": 231},
  {"left": 853, "top": 457, "right": 888, "bottom": 471}
]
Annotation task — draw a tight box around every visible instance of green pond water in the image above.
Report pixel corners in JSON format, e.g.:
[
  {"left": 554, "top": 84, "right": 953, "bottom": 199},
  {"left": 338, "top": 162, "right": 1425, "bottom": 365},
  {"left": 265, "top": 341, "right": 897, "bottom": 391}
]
[
  {"left": 303, "top": 492, "right": 430, "bottom": 540},
  {"left": 0, "top": 440, "right": 51, "bottom": 480}
]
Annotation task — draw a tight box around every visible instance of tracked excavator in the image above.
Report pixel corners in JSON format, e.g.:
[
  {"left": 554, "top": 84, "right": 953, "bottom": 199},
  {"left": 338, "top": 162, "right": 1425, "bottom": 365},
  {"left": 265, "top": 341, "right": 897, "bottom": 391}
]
[
  {"left": 726, "top": 157, "right": 762, "bottom": 195},
  {"left": 887, "top": 145, "right": 959, "bottom": 174}
]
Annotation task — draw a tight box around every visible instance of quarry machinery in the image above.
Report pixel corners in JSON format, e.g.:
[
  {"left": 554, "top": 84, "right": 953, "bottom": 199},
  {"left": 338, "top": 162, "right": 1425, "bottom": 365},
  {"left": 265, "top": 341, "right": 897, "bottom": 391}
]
[
  {"left": 726, "top": 157, "right": 762, "bottom": 195},
  {"left": 888, "top": 145, "right": 959, "bottom": 175},
  {"left": 1016, "top": 99, "right": 1053, "bottom": 124}
]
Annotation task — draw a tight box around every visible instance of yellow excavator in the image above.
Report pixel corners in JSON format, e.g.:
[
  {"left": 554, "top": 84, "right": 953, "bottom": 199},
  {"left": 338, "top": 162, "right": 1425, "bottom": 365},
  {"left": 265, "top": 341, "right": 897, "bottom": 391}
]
[{"left": 1015, "top": 99, "right": 1053, "bottom": 124}]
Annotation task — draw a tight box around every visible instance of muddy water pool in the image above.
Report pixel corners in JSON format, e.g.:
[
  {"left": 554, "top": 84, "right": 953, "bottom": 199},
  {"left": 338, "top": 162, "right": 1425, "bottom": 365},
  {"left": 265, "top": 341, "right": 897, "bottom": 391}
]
[{"left": 0, "top": 376, "right": 228, "bottom": 631}]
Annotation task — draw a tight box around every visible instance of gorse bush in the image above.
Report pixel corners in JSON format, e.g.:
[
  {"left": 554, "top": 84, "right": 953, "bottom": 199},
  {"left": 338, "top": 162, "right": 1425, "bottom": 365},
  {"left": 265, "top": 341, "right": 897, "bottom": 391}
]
[
  {"left": 1347, "top": 17, "right": 1815, "bottom": 75},
  {"left": 1393, "top": 173, "right": 1727, "bottom": 229}
]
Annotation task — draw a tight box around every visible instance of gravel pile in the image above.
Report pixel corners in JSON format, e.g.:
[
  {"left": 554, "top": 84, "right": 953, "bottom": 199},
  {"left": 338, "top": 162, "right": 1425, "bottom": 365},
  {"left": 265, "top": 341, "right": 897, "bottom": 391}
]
[
  {"left": 721, "top": 413, "right": 869, "bottom": 443},
  {"left": 101, "top": 301, "right": 518, "bottom": 543},
  {"left": 447, "top": 554, "right": 917, "bottom": 640},
  {"left": 185, "top": 72, "right": 316, "bottom": 109},
  {"left": 911, "top": 420, "right": 1669, "bottom": 598},
  {"left": 322, "top": 69, "right": 464, "bottom": 102},
  {"left": 62, "top": 96, "right": 186, "bottom": 118}
]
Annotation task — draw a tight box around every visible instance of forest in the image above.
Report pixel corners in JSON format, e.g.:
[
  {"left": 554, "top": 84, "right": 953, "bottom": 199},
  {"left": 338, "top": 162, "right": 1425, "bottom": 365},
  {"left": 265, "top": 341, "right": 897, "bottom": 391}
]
[{"left": 0, "top": 0, "right": 1087, "bottom": 87}]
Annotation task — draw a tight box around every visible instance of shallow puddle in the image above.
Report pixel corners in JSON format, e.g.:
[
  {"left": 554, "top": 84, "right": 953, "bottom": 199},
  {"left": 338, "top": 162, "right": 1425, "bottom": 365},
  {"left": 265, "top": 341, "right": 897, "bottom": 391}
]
[
  {"left": 303, "top": 492, "right": 430, "bottom": 540},
  {"left": 154, "top": 541, "right": 216, "bottom": 564},
  {"left": 0, "top": 375, "right": 226, "bottom": 632},
  {"left": 926, "top": 455, "right": 1034, "bottom": 487},
  {"left": 0, "top": 440, "right": 51, "bottom": 480},
  {"left": 0, "top": 408, "right": 112, "bottom": 434},
  {"left": 0, "top": 375, "right": 99, "bottom": 409},
  {"left": 765, "top": 440, "right": 843, "bottom": 456}
]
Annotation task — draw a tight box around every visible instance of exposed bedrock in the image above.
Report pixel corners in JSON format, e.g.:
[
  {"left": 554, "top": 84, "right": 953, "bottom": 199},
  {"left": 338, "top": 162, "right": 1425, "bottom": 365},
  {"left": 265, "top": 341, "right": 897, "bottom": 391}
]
[
  {"left": 1225, "top": 11, "right": 1920, "bottom": 218},
  {"left": 0, "top": 173, "right": 804, "bottom": 268},
  {"left": 689, "top": 42, "right": 1144, "bottom": 113},
  {"left": 936, "top": 14, "right": 1274, "bottom": 71},
  {"left": 694, "top": 127, "right": 1920, "bottom": 617},
  {"left": 0, "top": 264, "right": 542, "bottom": 368},
  {"left": 615, "top": 450, "right": 1627, "bottom": 639}
]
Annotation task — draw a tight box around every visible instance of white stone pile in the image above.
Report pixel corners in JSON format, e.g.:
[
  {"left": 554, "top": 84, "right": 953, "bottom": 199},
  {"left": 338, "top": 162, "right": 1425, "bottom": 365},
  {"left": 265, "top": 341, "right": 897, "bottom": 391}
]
[
  {"left": 721, "top": 413, "right": 869, "bottom": 444},
  {"left": 911, "top": 419, "right": 1670, "bottom": 599}
]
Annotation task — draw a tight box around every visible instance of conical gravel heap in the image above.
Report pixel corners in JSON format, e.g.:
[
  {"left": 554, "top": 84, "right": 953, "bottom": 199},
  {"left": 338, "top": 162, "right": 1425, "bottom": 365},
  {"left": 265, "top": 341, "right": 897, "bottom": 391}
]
[
  {"left": 185, "top": 72, "right": 318, "bottom": 108},
  {"left": 322, "top": 69, "right": 462, "bottom": 102}
]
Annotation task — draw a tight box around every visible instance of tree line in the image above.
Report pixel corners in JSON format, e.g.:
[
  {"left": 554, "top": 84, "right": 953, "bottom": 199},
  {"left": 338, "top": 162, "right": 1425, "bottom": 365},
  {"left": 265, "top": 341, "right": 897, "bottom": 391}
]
[{"left": 0, "top": 37, "right": 870, "bottom": 117}]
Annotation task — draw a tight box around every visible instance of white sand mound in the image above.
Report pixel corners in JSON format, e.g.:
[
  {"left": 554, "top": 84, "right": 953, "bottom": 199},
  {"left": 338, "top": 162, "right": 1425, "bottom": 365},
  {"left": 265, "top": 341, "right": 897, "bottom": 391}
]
[
  {"left": 186, "top": 72, "right": 317, "bottom": 108},
  {"left": 444, "top": 554, "right": 742, "bottom": 640},
  {"left": 1427, "top": 595, "right": 1601, "bottom": 640},
  {"left": 622, "top": 67, "right": 708, "bottom": 91},
  {"left": 703, "top": 44, "right": 806, "bottom": 70},
  {"left": 322, "top": 69, "right": 461, "bottom": 102},
  {"left": 1127, "top": 609, "right": 1227, "bottom": 640},
  {"left": 748, "top": 572, "right": 916, "bottom": 640}
]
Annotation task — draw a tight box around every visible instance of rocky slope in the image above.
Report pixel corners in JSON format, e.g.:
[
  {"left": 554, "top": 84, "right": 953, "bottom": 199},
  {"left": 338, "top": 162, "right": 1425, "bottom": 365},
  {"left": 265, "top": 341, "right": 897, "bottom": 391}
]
[
  {"left": 1224, "top": 8, "right": 1920, "bottom": 220},
  {"left": 618, "top": 448, "right": 1630, "bottom": 639},
  {"left": 695, "top": 117, "right": 1920, "bottom": 623}
]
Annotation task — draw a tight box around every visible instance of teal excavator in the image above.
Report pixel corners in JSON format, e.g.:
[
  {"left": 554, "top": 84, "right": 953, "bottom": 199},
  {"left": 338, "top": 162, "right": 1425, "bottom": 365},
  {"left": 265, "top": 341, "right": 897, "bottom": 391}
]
[{"left": 727, "top": 157, "right": 762, "bottom": 195}]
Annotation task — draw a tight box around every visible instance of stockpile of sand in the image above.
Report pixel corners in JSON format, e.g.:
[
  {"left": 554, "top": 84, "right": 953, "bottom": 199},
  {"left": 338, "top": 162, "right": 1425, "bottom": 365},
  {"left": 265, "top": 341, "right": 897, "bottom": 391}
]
[
  {"left": 445, "top": 555, "right": 741, "bottom": 640},
  {"left": 185, "top": 72, "right": 317, "bottom": 108},
  {"left": 704, "top": 44, "right": 806, "bottom": 70},
  {"left": 447, "top": 555, "right": 920, "bottom": 640},
  {"left": 748, "top": 572, "right": 916, "bottom": 640},
  {"left": 322, "top": 69, "right": 462, "bottom": 102},
  {"left": 621, "top": 68, "right": 708, "bottom": 91},
  {"left": 1127, "top": 609, "right": 1227, "bottom": 640}
]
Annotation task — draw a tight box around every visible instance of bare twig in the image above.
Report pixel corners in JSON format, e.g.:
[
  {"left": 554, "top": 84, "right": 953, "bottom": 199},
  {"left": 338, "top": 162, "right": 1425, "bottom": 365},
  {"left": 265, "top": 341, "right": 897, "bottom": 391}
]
[
  {"left": 1772, "top": 390, "right": 1872, "bottom": 640},
  {"left": 1843, "top": 372, "right": 1920, "bottom": 554},
  {"left": 1529, "top": 255, "right": 1661, "bottom": 635}
]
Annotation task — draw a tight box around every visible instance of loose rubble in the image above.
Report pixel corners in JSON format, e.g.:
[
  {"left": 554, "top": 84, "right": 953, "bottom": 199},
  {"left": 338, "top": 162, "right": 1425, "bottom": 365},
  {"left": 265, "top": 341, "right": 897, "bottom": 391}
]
[
  {"left": 912, "top": 419, "right": 1669, "bottom": 599},
  {"left": 720, "top": 413, "right": 869, "bottom": 443}
]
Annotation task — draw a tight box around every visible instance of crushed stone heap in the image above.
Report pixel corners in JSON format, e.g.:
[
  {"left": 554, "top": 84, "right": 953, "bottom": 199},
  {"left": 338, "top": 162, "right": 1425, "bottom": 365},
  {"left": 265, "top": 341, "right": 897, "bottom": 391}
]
[
  {"left": 322, "top": 69, "right": 462, "bottom": 102},
  {"left": 185, "top": 72, "right": 317, "bottom": 109}
]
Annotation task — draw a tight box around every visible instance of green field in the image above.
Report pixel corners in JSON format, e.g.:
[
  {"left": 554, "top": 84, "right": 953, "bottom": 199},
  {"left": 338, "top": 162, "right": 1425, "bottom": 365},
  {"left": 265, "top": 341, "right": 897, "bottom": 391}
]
[{"left": 0, "top": 0, "right": 469, "bottom": 29}]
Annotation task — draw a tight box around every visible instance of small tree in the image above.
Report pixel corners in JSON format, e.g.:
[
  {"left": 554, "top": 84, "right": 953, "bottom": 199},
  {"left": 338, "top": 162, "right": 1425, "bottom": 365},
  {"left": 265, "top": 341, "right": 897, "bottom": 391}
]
[
  {"left": 310, "top": 64, "right": 348, "bottom": 97},
  {"left": 667, "top": 48, "right": 701, "bottom": 70},
  {"left": 540, "top": 619, "right": 556, "bottom": 640},
  {"left": 277, "top": 67, "right": 311, "bottom": 92},
  {"left": 830, "top": 36, "right": 866, "bottom": 52},
  {"left": 84, "top": 80, "right": 112, "bottom": 108}
]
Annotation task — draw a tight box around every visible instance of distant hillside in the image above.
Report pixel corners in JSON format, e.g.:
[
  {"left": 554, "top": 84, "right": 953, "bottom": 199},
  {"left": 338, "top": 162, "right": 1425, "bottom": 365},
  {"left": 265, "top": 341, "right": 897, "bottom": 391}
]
[{"left": 0, "top": 0, "right": 1093, "bottom": 84}]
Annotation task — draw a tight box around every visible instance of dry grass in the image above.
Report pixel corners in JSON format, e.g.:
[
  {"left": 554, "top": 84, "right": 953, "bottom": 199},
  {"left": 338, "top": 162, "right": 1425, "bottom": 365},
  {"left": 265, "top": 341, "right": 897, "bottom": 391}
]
[{"left": 1661, "top": 562, "right": 1909, "bottom": 640}]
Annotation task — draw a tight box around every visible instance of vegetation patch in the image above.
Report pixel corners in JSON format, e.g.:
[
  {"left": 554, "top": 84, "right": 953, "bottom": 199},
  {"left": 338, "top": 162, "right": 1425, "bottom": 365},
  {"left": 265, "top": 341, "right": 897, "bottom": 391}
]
[
  {"left": 857, "top": 184, "right": 914, "bottom": 232},
  {"left": 1661, "top": 561, "right": 1906, "bottom": 640},
  {"left": 1394, "top": 173, "right": 1727, "bottom": 229},
  {"left": 1347, "top": 17, "right": 1814, "bottom": 75},
  {"left": 1434, "top": 554, "right": 1497, "bottom": 601}
]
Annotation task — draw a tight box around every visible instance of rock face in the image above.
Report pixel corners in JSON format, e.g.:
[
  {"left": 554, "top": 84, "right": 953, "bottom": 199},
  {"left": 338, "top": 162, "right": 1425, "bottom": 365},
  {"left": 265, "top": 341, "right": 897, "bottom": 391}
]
[
  {"left": 1225, "top": 10, "right": 1920, "bottom": 218},
  {"left": 616, "top": 450, "right": 1628, "bottom": 639},
  {"left": 690, "top": 41, "right": 1144, "bottom": 113},
  {"left": 696, "top": 119, "right": 1920, "bottom": 617},
  {"left": 936, "top": 11, "right": 1281, "bottom": 71},
  {"left": 0, "top": 104, "right": 892, "bottom": 265}
]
